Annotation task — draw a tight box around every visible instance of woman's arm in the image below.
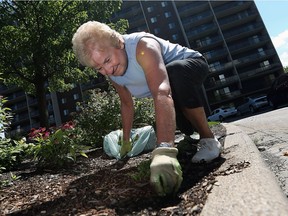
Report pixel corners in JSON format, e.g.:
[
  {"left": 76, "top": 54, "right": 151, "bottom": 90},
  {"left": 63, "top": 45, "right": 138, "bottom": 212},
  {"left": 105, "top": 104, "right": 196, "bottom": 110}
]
[
  {"left": 109, "top": 78, "right": 134, "bottom": 142},
  {"left": 136, "top": 37, "right": 176, "bottom": 146}
]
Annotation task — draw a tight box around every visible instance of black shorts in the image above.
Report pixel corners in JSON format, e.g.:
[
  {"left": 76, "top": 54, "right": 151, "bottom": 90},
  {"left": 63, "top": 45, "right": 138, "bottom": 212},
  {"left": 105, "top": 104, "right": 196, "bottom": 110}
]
[{"left": 166, "top": 56, "right": 209, "bottom": 135}]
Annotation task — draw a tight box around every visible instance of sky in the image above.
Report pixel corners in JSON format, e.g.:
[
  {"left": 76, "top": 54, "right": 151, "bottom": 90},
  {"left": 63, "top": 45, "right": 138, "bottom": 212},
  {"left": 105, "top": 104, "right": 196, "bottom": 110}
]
[{"left": 255, "top": 0, "right": 288, "bottom": 67}]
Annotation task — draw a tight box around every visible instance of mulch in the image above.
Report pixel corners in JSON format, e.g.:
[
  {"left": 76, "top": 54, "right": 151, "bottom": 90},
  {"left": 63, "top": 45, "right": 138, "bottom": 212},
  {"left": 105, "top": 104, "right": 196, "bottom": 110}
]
[{"left": 0, "top": 124, "right": 228, "bottom": 216}]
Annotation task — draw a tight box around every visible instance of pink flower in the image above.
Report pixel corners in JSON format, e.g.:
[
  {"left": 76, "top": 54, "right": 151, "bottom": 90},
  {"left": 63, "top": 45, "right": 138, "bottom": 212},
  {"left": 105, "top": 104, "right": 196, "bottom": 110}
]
[{"left": 61, "top": 121, "right": 75, "bottom": 130}]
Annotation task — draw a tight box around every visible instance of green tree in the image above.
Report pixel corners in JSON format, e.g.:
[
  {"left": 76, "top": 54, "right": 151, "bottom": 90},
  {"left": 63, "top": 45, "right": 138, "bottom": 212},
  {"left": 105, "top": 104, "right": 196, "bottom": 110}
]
[
  {"left": 284, "top": 66, "right": 288, "bottom": 73},
  {"left": 0, "top": 0, "right": 128, "bottom": 127}
]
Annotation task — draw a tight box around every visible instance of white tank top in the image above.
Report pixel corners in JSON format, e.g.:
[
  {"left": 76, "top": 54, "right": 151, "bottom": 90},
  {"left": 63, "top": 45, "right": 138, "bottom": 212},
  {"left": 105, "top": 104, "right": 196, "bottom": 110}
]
[{"left": 109, "top": 32, "right": 202, "bottom": 98}]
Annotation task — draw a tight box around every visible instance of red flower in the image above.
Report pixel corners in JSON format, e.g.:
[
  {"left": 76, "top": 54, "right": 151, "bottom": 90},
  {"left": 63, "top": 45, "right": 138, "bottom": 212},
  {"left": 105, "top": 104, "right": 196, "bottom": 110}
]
[
  {"left": 61, "top": 121, "right": 75, "bottom": 130},
  {"left": 28, "top": 127, "right": 50, "bottom": 140}
]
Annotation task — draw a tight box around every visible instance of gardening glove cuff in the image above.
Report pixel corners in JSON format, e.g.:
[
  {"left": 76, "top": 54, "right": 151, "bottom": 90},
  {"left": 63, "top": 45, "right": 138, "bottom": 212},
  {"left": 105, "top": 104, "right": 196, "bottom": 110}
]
[
  {"left": 119, "top": 139, "right": 132, "bottom": 158},
  {"left": 150, "top": 146, "right": 183, "bottom": 196}
]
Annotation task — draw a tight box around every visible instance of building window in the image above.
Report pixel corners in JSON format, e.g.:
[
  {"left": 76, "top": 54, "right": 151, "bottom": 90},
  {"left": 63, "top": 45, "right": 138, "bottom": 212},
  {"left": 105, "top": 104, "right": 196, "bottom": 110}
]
[
  {"left": 172, "top": 34, "right": 178, "bottom": 41},
  {"left": 196, "top": 39, "right": 202, "bottom": 47},
  {"left": 150, "top": 17, "right": 157, "bottom": 23},
  {"left": 258, "top": 48, "right": 265, "bottom": 56},
  {"left": 204, "top": 51, "right": 212, "bottom": 59},
  {"left": 223, "top": 87, "right": 230, "bottom": 94},
  {"left": 168, "top": 22, "right": 176, "bottom": 29},
  {"left": 48, "top": 115, "right": 55, "bottom": 123},
  {"left": 161, "top": 2, "right": 168, "bottom": 7},
  {"left": 48, "top": 102, "right": 53, "bottom": 111},
  {"left": 154, "top": 28, "right": 161, "bottom": 34},
  {"left": 219, "top": 74, "right": 226, "bottom": 82},
  {"left": 250, "top": 35, "right": 260, "bottom": 43},
  {"left": 63, "top": 109, "right": 69, "bottom": 116},
  {"left": 147, "top": 6, "right": 154, "bottom": 13},
  {"left": 61, "top": 98, "right": 67, "bottom": 104},
  {"left": 73, "top": 93, "right": 79, "bottom": 100},
  {"left": 164, "top": 12, "right": 172, "bottom": 18},
  {"left": 76, "top": 105, "right": 81, "bottom": 112},
  {"left": 201, "top": 37, "right": 212, "bottom": 46},
  {"left": 203, "top": 37, "right": 212, "bottom": 46},
  {"left": 260, "top": 60, "right": 270, "bottom": 68},
  {"left": 209, "top": 61, "right": 221, "bottom": 72}
]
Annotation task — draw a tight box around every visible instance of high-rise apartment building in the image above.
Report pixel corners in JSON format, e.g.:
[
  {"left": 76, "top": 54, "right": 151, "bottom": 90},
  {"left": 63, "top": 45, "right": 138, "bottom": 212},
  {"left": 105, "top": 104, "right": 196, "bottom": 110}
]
[
  {"left": 0, "top": 76, "right": 107, "bottom": 137},
  {"left": 111, "top": 0, "right": 284, "bottom": 112},
  {"left": 0, "top": 0, "right": 284, "bottom": 137}
]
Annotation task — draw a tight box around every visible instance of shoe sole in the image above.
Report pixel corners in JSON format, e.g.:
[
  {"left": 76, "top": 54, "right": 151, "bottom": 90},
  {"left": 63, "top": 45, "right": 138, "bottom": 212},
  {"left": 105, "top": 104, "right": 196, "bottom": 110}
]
[{"left": 191, "top": 153, "right": 222, "bottom": 164}]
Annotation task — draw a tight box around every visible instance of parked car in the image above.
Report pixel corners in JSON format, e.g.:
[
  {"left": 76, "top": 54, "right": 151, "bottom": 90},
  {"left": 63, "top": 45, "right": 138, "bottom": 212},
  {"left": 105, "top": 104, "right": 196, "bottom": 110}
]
[
  {"left": 237, "top": 95, "right": 268, "bottom": 115},
  {"left": 207, "top": 107, "right": 238, "bottom": 122},
  {"left": 267, "top": 73, "right": 288, "bottom": 109}
]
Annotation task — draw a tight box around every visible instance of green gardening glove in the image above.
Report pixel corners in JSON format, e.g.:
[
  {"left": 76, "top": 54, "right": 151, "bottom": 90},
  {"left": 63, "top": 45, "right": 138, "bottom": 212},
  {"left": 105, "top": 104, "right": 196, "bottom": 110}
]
[
  {"left": 119, "top": 140, "right": 132, "bottom": 158},
  {"left": 150, "top": 147, "right": 183, "bottom": 196}
]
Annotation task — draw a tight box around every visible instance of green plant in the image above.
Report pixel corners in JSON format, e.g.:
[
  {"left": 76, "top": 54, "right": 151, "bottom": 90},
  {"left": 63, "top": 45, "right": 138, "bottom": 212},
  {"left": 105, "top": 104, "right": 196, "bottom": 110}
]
[
  {"left": 0, "top": 138, "right": 33, "bottom": 172},
  {"left": 0, "top": 172, "right": 21, "bottom": 188},
  {"left": 74, "top": 87, "right": 122, "bottom": 147},
  {"left": 10, "top": 172, "right": 20, "bottom": 181},
  {"left": 129, "top": 160, "right": 151, "bottom": 182},
  {"left": 0, "top": 91, "right": 35, "bottom": 172},
  {"left": 134, "top": 97, "right": 155, "bottom": 127},
  {"left": 74, "top": 86, "right": 155, "bottom": 148},
  {"left": 29, "top": 121, "right": 89, "bottom": 168},
  {"left": 0, "top": 178, "right": 10, "bottom": 188},
  {"left": 0, "top": 96, "right": 12, "bottom": 137}
]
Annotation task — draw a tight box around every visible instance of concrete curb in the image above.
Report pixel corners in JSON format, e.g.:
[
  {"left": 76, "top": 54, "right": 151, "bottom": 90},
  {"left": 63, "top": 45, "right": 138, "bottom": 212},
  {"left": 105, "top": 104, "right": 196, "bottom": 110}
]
[{"left": 201, "top": 123, "right": 288, "bottom": 216}]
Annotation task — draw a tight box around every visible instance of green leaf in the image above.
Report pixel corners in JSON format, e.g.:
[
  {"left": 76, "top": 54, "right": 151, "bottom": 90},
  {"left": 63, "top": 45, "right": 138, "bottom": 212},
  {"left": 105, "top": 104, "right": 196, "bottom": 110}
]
[
  {"left": 79, "top": 152, "right": 88, "bottom": 158},
  {"left": 0, "top": 0, "right": 125, "bottom": 127}
]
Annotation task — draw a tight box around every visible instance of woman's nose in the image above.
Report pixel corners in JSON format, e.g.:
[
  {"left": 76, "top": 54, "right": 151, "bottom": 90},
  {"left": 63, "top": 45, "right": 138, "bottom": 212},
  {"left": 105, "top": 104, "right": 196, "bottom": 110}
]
[{"left": 103, "top": 64, "right": 113, "bottom": 75}]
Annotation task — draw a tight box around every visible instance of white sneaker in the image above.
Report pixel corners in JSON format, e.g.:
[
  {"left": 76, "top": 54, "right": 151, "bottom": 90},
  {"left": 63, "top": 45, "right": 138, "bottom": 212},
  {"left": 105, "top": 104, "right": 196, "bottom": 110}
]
[{"left": 191, "top": 138, "right": 222, "bottom": 163}]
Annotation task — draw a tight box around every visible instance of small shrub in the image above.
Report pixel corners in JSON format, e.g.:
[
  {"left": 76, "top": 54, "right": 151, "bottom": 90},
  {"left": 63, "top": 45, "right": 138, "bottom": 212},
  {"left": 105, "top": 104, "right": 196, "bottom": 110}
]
[
  {"left": 74, "top": 86, "right": 155, "bottom": 148},
  {"left": 0, "top": 96, "right": 13, "bottom": 138},
  {"left": 0, "top": 94, "right": 35, "bottom": 172},
  {"left": 28, "top": 121, "right": 90, "bottom": 169},
  {"left": 0, "top": 138, "right": 34, "bottom": 172},
  {"left": 74, "top": 88, "right": 122, "bottom": 147}
]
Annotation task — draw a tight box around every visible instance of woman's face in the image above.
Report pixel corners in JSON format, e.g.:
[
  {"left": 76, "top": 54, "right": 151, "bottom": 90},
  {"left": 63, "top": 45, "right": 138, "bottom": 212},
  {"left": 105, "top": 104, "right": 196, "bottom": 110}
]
[{"left": 90, "top": 42, "right": 128, "bottom": 76}]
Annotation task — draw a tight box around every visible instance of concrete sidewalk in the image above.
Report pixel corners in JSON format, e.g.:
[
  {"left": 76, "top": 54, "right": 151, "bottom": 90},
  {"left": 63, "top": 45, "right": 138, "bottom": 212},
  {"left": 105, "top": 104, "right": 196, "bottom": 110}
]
[{"left": 201, "top": 123, "right": 288, "bottom": 216}]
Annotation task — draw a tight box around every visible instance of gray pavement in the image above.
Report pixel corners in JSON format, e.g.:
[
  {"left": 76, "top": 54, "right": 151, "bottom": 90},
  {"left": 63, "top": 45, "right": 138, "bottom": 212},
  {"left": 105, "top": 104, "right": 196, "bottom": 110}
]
[
  {"left": 201, "top": 107, "right": 288, "bottom": 216},
  {"left": 232, "top": 107, "right": 288, "bottom": 197}
]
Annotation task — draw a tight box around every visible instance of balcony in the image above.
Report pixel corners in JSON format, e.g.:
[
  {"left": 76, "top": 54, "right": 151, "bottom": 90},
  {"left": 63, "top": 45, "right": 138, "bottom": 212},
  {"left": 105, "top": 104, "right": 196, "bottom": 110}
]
[
  {"left": 177, "top": 1, "right": 208, "bottom": 17},
  {"left": 186, "top": 23, "right": 218, "bottom": 39},
  {"left": 229, "top": 35, "right": 270, "bottom": 53},
  {"left": 209, "top": 61, "right": 235, "bottom": 75},
  {"left": 204, "top": 48, "right": 228, "bottom": 62},
  {"left": 205, "top": 75, "right": 240, "bottom": 90},
  {"left": 212, "top": 1, "right": 252, "bottom": 15},
  {"left": 208, "top": 90, "right": 242, "bottom": 104},
  {"left": 223, "top": 22, "right": 263, "bottom": 40},
  {"left": 182, "top": 11, "right": 213, "bottom": 27},
  {"left": 233, "top": 49, "right": 278, "bottom": 67},
  {"left": 238, "top": 63, "right": 282, "bottom": 81}
]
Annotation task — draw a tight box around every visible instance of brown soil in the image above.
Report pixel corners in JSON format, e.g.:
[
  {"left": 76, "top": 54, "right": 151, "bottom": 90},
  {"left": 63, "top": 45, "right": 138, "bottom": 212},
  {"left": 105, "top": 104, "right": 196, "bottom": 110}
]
[{"left": 0, "top": 124, "right": 227, "bottom": 216}]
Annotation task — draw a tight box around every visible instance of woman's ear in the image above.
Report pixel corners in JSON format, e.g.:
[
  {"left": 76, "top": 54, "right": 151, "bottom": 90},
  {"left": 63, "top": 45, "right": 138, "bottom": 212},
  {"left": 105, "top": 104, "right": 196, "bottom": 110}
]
[{"left": 119, "top": 37, "right": 125, "bottom": 49}]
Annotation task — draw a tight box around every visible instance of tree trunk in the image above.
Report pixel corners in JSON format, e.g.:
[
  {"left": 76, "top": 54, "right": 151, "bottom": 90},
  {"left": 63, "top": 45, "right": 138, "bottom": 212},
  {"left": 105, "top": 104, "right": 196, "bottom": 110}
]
[{"left": 35, "top": 80, "right": 49, "bottom": 128}]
